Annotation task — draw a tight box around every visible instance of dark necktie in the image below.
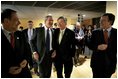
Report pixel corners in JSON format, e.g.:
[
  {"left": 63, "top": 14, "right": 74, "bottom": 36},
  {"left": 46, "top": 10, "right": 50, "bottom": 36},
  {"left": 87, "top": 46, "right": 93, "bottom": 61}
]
[
  {"left": 10, "top": 33, "right": 15, "bottom": 48},
  {"left": 103, "top": 30, "right": 108, "bottom": 44},
  {"left": 46, "top": 29, "right": 50, "bottom": 53}
]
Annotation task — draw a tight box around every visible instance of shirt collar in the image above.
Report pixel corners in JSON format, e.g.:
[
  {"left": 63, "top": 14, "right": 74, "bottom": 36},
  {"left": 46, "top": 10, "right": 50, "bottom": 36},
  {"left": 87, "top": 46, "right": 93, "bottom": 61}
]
[
  {"left": 60, "top": 28, "right": 66, "bottom": 32},
  {"left": 103, "top": 27, "right": 112, "bottom": 32},
  {"left": 44, "top": 25, "right": 49, "bottom": 30},
  {"left": 2, "top": 25, "right": 11, "bottom": 35},
  {"left": 28, "top": 28, "right": 33, "bottom": 30}
]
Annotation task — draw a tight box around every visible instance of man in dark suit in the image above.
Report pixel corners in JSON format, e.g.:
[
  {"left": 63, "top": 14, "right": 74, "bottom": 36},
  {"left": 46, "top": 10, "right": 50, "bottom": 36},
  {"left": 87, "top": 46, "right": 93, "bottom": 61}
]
[
  {"left": 30, "top": 15, "right": 56, "bottom": 78},
  {"left": 53, "top": 16, "right": 75, "bottom": 78},
  {"left": 22, "top": 20, "right": 39, "bottom": 76},
  {"left": 1, "top": 9, "right": 33, "bottom": 78},
  {"left": 86, "top": 13, "right": 117, "bottom": 78},
  {"left": 23, "top": 20, "right": 35, "bottom": 44}
]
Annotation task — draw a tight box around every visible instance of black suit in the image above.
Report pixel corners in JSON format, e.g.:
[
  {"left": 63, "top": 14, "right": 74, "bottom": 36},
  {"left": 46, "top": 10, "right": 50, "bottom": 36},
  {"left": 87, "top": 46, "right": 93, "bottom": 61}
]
[
  {"left": 22, "top": 28, "right": 38, "bottom": 72},
  {"left": 53, "top": 28, "right": 75, "bottom": 78},
  {"left": 87, "top": 28, "right": 117, "bottom": 78},
  {"left": 1, "top": 30, "right": 32, "bottom": 78},
  {"left": 30, "top": 27, "right": 54, "bottom": 78},
  {"left": 23, "top": 28, "right": 35, "bottom": 43}
]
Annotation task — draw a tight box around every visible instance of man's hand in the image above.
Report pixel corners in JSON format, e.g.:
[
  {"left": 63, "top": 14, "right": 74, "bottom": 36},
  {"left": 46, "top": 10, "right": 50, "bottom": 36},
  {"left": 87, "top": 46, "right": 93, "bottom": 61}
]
[
  {"left": 97, "top": 44, "right": 108, "bottom": 51},
  {"left": 9, "top": 66, "right": 22, "bottom": 75},
  {"left": 20, "top": 59, "right": 27, "bottom": 68},
  {"left": 51, "top": 50, "right": 56, "bottom": 58},
  {"left": 33, "top": 52, "right": 39, "bottom": 61}
]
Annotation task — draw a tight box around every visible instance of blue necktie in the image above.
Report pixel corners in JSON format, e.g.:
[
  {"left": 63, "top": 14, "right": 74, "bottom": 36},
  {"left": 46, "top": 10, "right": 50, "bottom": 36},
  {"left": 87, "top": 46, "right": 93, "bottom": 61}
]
[{"left": 46, "top": 29, "right": 50, "bottom": 53}]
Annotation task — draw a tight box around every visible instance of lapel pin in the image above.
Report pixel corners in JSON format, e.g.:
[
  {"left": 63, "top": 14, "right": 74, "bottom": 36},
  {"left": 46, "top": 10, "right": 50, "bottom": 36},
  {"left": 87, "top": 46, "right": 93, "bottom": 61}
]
[{"left": 17, "top": 37, "right": 19, "bottom": 39}]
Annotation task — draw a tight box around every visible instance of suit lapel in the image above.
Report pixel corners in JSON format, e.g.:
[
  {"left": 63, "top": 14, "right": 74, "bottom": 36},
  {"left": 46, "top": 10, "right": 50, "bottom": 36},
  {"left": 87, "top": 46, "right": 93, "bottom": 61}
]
[
  {"left": 100, "top": 29, "right": 106, "bottom": 44},
  {"left": 51, "top": 28, "right": 54, "bottom": 39},
  {"left": 1, "top": 29, "right": 14, "bottom": 51},
  {"left": 26, "top": 29, "right": 28, "bottom": 39},
  {"left": 33, "top": 29, "right": 35, "bottom": 35},
  {"left": 14, "top": 32, "right": 20, "bottom": 50},
  {"left": 56, "top": 29, "right": 60, "bottom": 45},
  {"left": 41, "top": 27, "right": 45, "bottom": 44},
  {"left": 108, "top": 28, "right": 114, "bottom": 44}
]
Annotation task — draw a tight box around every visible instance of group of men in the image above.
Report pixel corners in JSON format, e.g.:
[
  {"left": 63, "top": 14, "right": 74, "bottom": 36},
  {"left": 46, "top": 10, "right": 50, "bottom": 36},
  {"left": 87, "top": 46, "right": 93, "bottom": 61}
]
[{"left": 1, "top": 8, "right": 117, "bottom": 78}]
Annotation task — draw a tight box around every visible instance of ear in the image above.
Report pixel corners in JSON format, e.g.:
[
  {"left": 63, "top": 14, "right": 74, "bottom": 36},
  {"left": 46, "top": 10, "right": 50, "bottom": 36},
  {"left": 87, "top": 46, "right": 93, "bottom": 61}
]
[
  {"left": 109, "top": 21, "right": 112, "bottom": 25},
  {"left": 4, "top": 18, "right": 10, "bottom": 24}
]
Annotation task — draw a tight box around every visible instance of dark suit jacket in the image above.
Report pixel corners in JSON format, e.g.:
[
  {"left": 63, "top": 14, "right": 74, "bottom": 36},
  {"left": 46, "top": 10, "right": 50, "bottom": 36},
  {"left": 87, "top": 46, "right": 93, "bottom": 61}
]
[
  {"left": 1, "top": 30, "right": 33, "bottom": 78},
  {"left": 53, "top": 28, "right": 76, "bottom": 61},
  {"left": 87, "top": 28, "right": 117, "bottom": 74},
  {"left": 30, "top": 27, "right": 54, "bottom": 64},
  {"left": 22, "top": 28, "right": 35, "bottom": 42}
]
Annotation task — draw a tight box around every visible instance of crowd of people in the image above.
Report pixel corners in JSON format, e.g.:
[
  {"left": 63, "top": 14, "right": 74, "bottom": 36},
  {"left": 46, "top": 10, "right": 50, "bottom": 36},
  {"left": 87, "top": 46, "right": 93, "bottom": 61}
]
[{"left": 1, "top": 8, "right": 117, "bottom": 78}]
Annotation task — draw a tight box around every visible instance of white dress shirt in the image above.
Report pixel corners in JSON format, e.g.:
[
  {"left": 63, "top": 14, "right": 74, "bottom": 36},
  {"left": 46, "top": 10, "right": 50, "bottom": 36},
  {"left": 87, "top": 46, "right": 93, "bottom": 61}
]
[{"left": 28, "top": 28, "right": 33, "bottom": 41}]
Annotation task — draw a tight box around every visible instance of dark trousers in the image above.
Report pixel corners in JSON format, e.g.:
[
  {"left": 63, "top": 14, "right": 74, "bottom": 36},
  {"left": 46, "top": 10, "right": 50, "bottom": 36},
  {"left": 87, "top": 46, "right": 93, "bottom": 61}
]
[
  {"left": 33, "top": 60, "right": 38, "bottom": 73},
  {"left": 39, "top": 52, "right": 52, "bottom": 78},
  {"left": 92, "top": 68, "right": 112, "bottom": 78},
  {"left": 54, "top": 58, "right": 73, "bottom": 78},
  {"left": 74, "top": 48, "right": 81, "bottom": 65}
]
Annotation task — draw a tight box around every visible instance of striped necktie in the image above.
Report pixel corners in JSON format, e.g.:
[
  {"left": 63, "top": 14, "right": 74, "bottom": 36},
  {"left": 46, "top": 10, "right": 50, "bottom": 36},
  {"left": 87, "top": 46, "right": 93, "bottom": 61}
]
[{"left": 10, "top": 33, "right": 15, "bottom": 48}]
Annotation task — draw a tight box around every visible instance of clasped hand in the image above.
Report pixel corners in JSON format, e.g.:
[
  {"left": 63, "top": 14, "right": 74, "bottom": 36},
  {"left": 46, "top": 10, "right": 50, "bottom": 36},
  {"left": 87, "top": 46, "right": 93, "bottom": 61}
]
[{"left": 9, "top": 59, "right": 27, "bottom": 75}]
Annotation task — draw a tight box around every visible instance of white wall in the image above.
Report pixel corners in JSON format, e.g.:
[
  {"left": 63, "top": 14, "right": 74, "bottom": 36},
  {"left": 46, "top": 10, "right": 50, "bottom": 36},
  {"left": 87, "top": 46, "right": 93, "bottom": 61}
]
[{"left": 106, "top": 1, "right": 117, "bottom": 29}]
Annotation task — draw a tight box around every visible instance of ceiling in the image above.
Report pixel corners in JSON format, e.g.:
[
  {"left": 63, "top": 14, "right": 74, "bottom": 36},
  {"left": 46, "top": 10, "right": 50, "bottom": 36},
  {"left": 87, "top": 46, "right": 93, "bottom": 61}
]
[
  {"left": 1, "top": 1, "right": 107, "bottom": 20},
  {"left": 1, "top": 1, "right": 106, "bottom": 13}
]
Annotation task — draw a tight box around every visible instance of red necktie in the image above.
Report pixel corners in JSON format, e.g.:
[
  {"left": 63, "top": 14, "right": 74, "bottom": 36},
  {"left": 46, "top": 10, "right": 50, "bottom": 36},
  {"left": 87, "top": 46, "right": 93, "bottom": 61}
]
[
  {"left": 103, "top": 30, "right": 108, "bottom": 44},
  {"left": 10, "top": 33, "right": 15, "bottom": 48}
]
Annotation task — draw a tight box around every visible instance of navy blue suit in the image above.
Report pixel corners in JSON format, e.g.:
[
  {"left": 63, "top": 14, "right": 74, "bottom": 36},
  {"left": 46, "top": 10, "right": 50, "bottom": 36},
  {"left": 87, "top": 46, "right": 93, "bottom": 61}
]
[{"left": 87, "top": 28, "right": 117, "bottom": 78}]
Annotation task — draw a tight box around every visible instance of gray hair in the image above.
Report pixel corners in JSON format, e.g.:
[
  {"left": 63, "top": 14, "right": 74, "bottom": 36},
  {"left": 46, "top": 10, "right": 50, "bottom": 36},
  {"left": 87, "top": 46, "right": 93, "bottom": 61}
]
[{"left": 57, "top": 16, "right": 67, "bottom": 24}]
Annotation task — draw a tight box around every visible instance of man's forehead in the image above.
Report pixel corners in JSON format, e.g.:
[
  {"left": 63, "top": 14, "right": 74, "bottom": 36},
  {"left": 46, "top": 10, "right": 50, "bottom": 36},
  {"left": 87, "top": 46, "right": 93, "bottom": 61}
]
[
  {"left": 101, "top": 16, "right": 108, "bottom": 18},
  {"left": 47, "top": 17, "right": 53, "bottom": 19}
]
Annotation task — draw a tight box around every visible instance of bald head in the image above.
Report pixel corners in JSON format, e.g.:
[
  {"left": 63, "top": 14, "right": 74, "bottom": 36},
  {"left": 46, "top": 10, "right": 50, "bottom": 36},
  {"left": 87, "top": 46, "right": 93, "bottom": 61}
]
[{"left": 76, "top": 22, "right": 81, "bottom": 29}]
